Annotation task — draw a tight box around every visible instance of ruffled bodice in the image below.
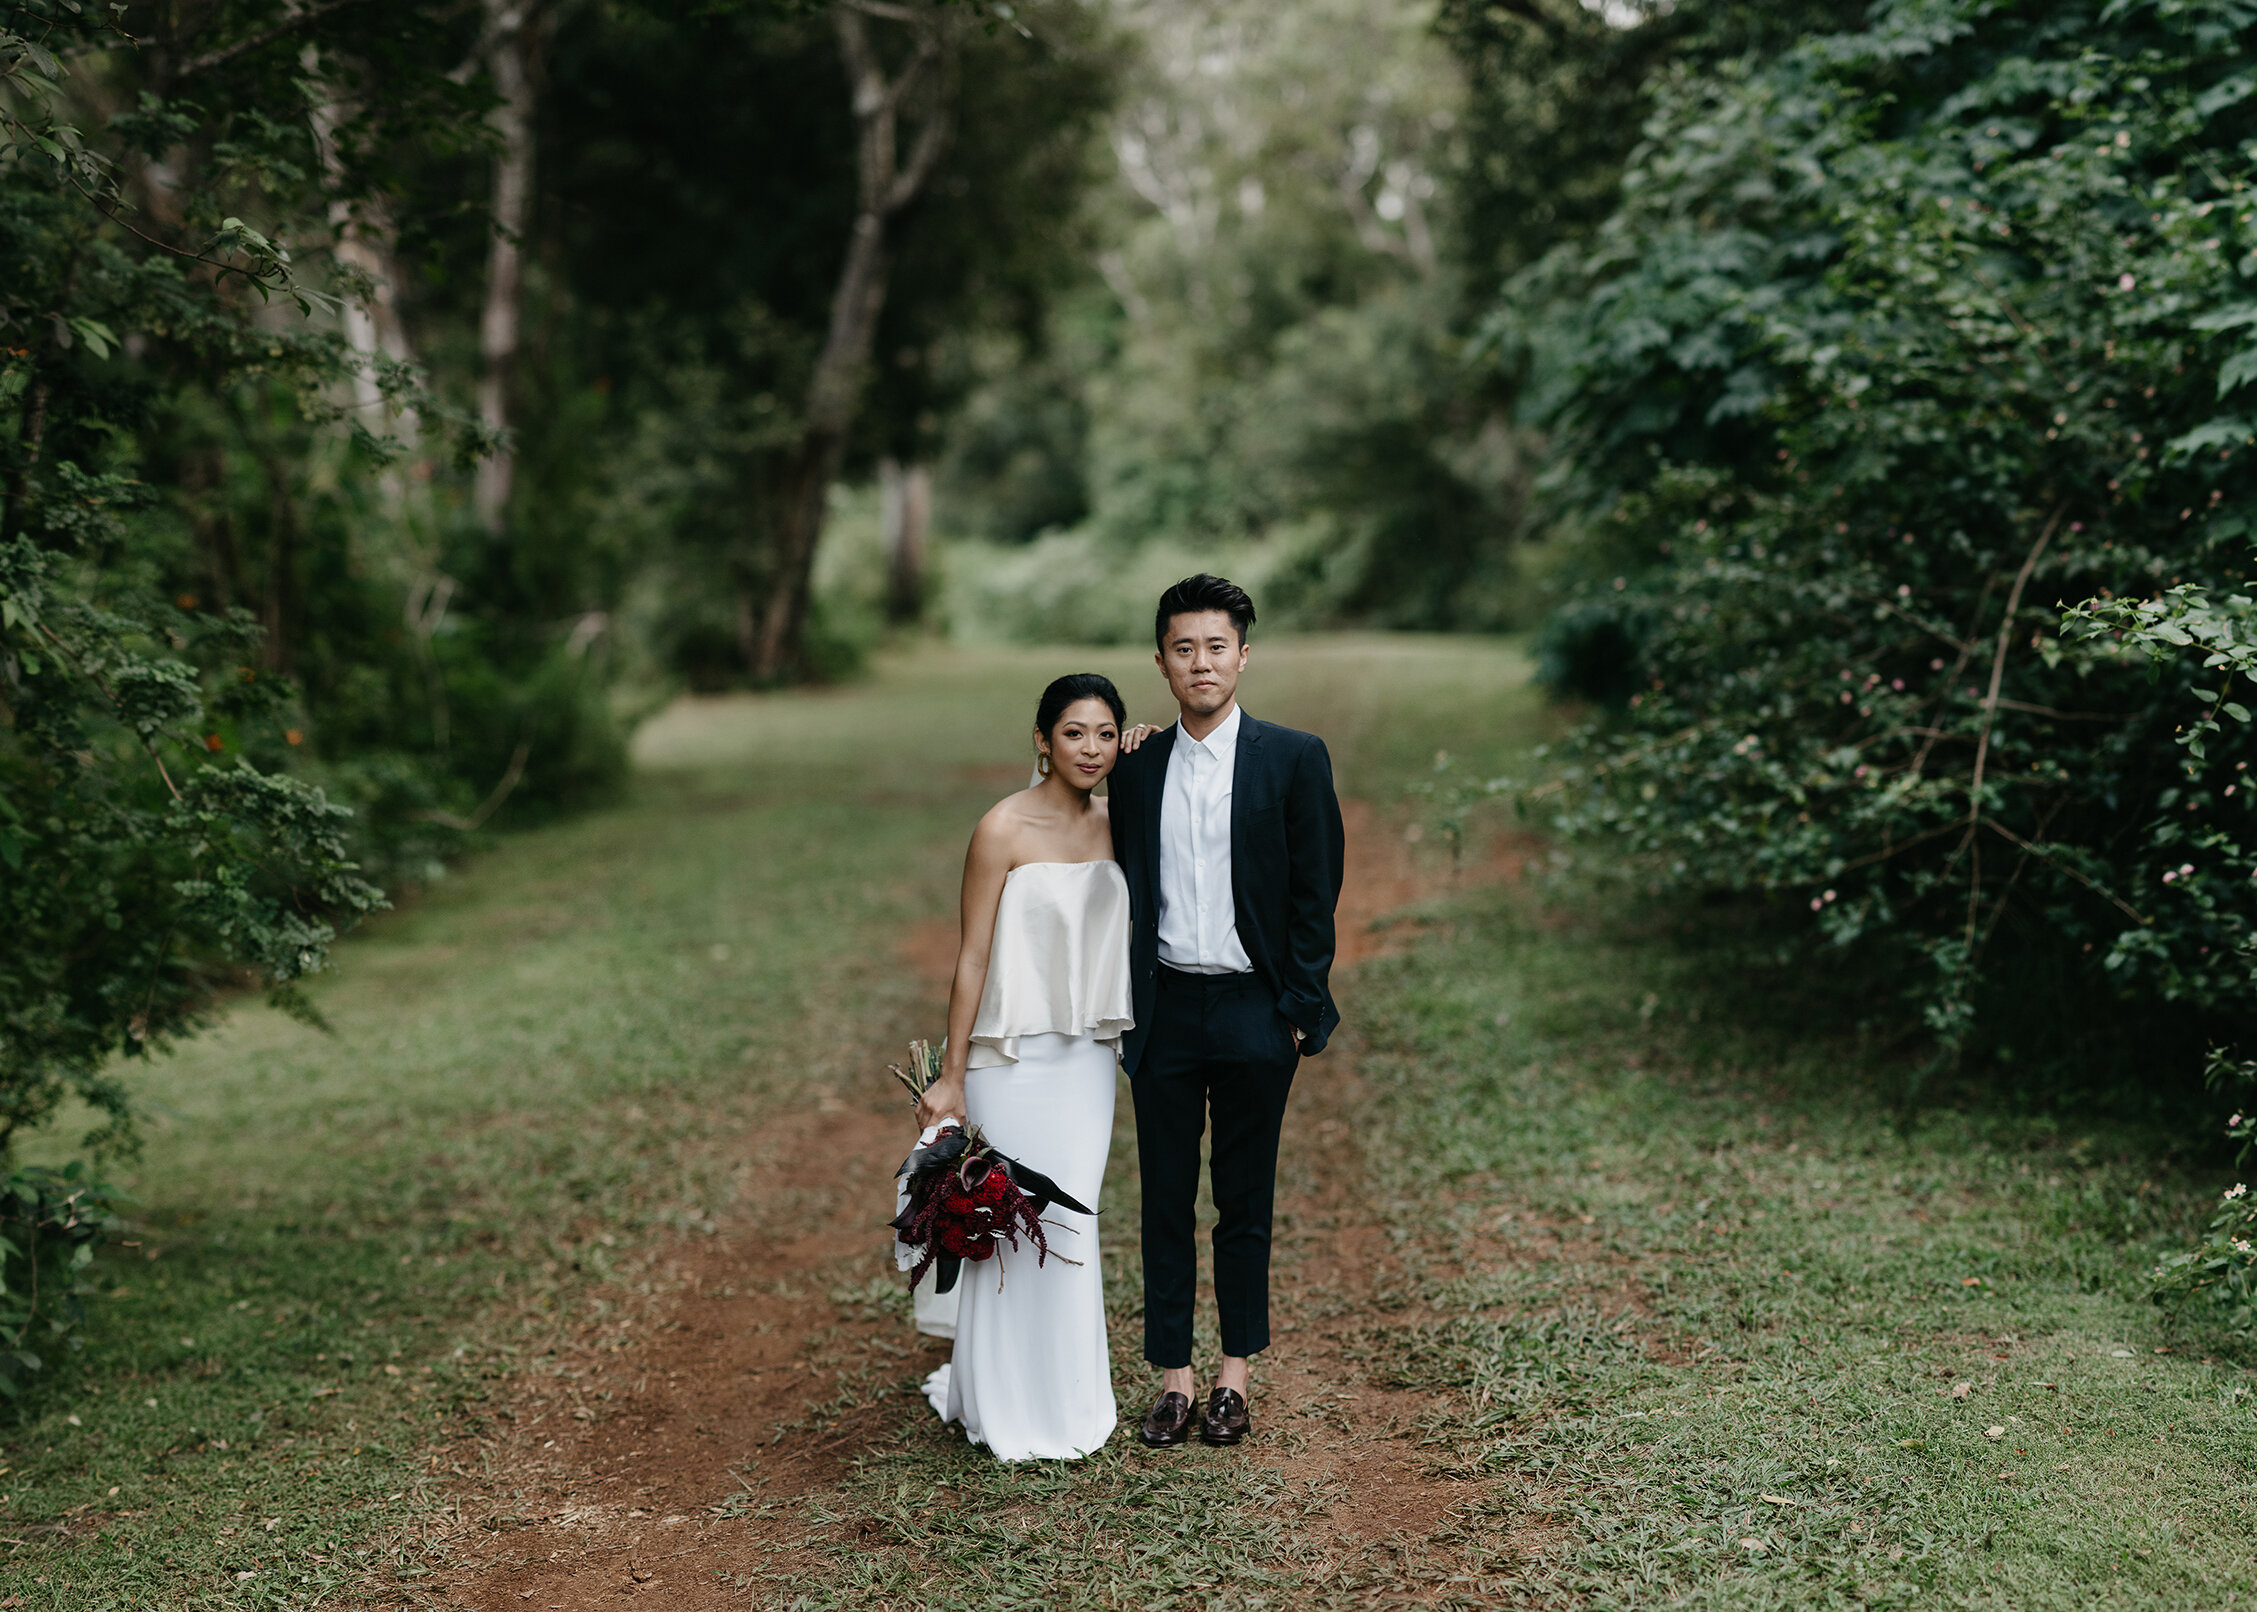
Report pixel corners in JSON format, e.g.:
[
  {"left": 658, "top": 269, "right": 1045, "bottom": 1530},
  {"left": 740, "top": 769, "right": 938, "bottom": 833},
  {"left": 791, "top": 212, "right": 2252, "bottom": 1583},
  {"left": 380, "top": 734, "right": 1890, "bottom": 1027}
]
[{"left": 966, "top": 861, "right": 1133, "bottom": 1069}]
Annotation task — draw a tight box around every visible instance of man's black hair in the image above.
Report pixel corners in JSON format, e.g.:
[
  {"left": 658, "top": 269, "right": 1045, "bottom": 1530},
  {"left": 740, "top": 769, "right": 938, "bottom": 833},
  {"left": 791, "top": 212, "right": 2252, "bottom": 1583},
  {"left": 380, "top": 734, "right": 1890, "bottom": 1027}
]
[{"left": 1153, "top": 573, "right": 1256, "bottom": 652}]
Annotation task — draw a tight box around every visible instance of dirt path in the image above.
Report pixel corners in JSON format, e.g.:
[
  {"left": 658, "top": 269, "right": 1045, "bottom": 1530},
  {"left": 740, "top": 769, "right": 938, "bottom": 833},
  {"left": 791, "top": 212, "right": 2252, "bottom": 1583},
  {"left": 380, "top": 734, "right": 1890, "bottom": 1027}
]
[{"left": 419, "top": 802, "right": 1524, "bottom": 1609}]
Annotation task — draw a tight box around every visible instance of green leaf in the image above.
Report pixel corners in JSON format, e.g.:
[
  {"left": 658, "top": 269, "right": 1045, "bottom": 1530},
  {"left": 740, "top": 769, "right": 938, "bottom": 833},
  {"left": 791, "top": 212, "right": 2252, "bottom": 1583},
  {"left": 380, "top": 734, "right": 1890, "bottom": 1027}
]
[
  {"left": 2191, "top": 304, "right": 2257, "bottom": 333},
  {"left": 67, "top": 318, "right": 117, "bottom": 360},
  {"left": 2219, "top": 344, "right": 2257, "bottom": 398}
]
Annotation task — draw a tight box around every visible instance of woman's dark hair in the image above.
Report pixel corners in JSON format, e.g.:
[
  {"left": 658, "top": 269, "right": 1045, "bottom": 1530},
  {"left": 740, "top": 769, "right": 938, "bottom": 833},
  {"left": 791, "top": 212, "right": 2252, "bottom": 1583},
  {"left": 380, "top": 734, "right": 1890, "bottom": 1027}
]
[
  {"left": 1035, "top": 673, "right": 1126, "bottom": 740},
  {"left": 1153, "top": 573, "right": 1255, "bottom": 650}
]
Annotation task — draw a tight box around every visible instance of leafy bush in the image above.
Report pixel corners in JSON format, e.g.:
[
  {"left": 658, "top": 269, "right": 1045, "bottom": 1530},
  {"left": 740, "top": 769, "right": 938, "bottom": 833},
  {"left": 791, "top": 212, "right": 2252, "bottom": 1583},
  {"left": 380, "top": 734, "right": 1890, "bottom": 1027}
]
[
  {"left": 0, "top": 539, "right": 387, "bottom": 1155},
  {"left": 2152, "top": 1176, "right": 2257, "bottom": 1330},
  {"left": 0, "top": 1164, "right": 125, "bottom": 1395},
  {"left": 1491, "top": 0, "right": 2257, "bottom": 1087}
]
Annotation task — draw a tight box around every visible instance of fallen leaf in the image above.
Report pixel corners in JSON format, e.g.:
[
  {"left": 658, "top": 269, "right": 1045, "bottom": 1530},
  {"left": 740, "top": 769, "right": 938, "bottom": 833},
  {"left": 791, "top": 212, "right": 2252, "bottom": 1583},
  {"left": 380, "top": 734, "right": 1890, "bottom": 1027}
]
[
  {"left": 1951, "top": 1382, "right": 1973, "bottom": 1399},
  {"left": 1985, "top": 1426, "right": 2005, "bottom": 1440}
]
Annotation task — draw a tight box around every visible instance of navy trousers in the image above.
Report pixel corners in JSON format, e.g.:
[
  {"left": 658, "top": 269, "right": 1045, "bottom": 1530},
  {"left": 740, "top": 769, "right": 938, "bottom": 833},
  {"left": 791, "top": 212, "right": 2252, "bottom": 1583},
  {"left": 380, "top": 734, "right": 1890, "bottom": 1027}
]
[{"left": 1132, "top": 965, "right": 1300, "bottom": 1367}]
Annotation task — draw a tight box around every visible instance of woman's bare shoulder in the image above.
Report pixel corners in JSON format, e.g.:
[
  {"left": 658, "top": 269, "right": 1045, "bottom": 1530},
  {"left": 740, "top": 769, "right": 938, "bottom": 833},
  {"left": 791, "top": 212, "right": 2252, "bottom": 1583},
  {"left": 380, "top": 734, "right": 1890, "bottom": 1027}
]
[{"left": 969, "top": 792, "right": 1038, "bottom": 857}]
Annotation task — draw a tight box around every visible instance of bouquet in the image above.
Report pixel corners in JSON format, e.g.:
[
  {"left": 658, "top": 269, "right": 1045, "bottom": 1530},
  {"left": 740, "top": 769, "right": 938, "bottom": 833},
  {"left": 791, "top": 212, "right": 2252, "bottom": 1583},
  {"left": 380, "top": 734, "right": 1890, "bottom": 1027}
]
[{"left": 885, "top": 1039, "right": 1093, "bottom": 1294}]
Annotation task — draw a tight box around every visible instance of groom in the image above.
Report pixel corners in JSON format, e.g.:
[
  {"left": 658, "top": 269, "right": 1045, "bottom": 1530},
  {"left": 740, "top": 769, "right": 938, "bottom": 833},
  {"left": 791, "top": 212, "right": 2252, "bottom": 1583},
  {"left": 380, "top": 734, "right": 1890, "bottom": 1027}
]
[{"left": 1111, "top": 574, "right": 1344, "bottom": 1448}]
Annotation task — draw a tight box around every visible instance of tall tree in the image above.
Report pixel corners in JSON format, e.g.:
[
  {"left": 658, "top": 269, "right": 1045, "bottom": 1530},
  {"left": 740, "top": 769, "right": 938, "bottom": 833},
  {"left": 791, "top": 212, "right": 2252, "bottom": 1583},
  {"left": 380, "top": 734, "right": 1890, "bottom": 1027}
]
[
  {"left": 475, "top": 0, "right": 553, "bottom": 535},
  {"left": 749, "top": 0, "right": 956, "bottom": 680}
]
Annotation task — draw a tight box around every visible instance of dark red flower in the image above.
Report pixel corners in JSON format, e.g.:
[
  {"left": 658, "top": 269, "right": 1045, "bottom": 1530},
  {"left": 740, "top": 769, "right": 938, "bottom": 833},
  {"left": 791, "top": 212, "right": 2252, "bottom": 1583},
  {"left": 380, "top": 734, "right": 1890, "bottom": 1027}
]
[{"left": 890, "top": 1123, "right": 1095, "bottom": 1294}]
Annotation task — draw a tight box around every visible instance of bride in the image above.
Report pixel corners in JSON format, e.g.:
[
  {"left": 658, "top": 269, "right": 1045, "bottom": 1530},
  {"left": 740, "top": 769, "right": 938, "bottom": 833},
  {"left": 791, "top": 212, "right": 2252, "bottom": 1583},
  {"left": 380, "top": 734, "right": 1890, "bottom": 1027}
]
[{"left": 913, "top": 673, "right": 1136, "bottom": 1461}]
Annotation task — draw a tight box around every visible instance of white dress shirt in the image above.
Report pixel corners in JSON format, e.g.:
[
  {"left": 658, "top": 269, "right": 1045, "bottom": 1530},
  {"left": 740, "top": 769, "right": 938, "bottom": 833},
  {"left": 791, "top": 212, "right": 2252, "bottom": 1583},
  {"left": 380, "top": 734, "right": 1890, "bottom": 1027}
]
[{"left": 1156, "top": 703, "right": 1254, "bottom": 975}]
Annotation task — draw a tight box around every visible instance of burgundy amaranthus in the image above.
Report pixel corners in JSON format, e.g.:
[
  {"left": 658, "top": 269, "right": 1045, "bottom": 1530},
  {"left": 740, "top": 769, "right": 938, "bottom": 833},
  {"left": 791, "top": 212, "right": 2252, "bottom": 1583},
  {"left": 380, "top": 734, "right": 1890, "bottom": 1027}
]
[{"left": 891, "top": 1123, "right": 1093, "bottom": 1294}]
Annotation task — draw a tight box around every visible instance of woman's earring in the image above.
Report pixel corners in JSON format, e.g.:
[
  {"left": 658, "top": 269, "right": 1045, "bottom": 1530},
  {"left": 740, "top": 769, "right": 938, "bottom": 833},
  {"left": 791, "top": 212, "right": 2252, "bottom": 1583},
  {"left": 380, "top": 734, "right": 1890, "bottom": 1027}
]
[{"left": 1036, "top": 752, "right": 1052, "bottom": 777}]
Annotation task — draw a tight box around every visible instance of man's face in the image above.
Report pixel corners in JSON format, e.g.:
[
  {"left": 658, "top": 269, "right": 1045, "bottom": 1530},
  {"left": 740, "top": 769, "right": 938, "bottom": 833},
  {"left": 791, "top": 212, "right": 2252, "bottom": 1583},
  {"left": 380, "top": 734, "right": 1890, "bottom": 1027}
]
[{"left": 1156, "top": 610, "right": 1249, "bottom": 718}]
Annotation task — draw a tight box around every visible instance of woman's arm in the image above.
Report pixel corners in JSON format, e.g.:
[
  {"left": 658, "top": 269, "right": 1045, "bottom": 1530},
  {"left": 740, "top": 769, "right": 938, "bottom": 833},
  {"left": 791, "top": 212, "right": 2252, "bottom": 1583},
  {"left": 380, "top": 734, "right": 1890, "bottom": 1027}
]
[{"left": 917, "top": 809, "right": 1014, "bottom": 1127}]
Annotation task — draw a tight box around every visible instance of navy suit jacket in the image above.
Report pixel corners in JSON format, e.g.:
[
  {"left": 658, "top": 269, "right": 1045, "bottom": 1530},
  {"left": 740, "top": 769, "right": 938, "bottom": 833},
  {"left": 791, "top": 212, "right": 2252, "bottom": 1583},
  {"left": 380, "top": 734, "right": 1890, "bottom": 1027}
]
[{"left": 1109, "top": 712, "right": 1346, "bottom": 1076}]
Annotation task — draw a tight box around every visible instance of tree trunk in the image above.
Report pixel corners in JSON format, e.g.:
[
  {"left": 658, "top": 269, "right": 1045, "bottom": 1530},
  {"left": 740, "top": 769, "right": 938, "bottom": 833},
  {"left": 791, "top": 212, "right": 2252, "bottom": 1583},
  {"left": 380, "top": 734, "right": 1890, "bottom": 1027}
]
[
  {"left": 881, "top": 455, "right": 930, "bottom": 622},
  {"left": 745, "top": 2, "right": 954, "bottom": 681},
  {"left": 475, "top": 1, "right": 544, "bottom": 537},
  {"left": 253, "top": 445, "right": 302, "bottom": 675},
  {"left": 305, "top": 51, "right": 422, "bottom": 474}
]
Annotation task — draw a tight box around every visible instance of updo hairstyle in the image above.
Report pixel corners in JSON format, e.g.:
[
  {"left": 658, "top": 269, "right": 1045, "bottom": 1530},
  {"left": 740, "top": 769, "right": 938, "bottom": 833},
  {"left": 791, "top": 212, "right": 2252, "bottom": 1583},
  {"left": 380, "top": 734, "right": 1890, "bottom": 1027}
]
[{"left": 1034, "top": 673, "right": 1127, "bottom": 750}]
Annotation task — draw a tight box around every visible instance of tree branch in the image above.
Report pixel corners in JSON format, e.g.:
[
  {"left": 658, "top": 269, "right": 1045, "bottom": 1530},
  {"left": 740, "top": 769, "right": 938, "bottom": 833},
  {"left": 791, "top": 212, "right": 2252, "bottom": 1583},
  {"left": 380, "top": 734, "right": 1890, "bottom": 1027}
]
[
  {"left": 1491, "top": 0, "right": 1569, "bottom": 33},
  {"left": 1981, "top": 817, "right": 2148, "bottom": 926},
  {"left": 35, "top": 623, "right": 182, "bottom": 801},
  {"left": 410, "top": 740, "right": 530, "bottom": 832},
  {"left": 1988, "top": 698, "right": 2129, "bottom": 722},
  {"left": 175, "top": 0, "right": 385, "bottom": 79},
  {"left": 1960, "top": 503, "right": 2067, "bottom": 948},
  {"left": 883, "top": 44, "right": 954, "bottom": 214}
]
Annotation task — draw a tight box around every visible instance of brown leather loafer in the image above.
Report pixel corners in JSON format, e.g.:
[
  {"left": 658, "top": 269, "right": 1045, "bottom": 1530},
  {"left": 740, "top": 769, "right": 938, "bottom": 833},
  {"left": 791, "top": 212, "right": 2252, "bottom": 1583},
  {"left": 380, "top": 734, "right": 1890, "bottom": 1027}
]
[
  {"left": 1139, "top": 1390, "right": 1197, "bottom": 1448},
  {"left": 1200, "top": 1386, "right": 1251, "bottom": 1446}
]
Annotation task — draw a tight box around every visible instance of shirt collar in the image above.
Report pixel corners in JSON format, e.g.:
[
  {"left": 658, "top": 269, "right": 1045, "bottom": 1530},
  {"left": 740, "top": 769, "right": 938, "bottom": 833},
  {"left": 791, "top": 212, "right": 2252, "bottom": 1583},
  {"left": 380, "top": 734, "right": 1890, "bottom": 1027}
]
[{"left": 1180, "top": 702, "right": 1242, "bottom": 758}]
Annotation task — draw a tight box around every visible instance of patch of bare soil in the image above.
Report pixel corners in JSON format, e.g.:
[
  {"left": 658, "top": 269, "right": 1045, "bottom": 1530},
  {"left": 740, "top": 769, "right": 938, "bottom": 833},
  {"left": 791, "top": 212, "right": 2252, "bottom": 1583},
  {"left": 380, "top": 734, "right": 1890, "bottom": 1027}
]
[{"left": 422, "top": 798, "right": 1522, "bottom": 1608}]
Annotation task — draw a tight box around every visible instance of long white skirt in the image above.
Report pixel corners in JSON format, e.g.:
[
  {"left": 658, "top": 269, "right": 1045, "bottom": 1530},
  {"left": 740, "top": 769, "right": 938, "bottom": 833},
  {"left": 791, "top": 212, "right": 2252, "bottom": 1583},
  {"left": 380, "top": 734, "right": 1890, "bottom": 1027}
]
[{"left": 922, "top": 1031, "right": 1118, "bottom": 1461}]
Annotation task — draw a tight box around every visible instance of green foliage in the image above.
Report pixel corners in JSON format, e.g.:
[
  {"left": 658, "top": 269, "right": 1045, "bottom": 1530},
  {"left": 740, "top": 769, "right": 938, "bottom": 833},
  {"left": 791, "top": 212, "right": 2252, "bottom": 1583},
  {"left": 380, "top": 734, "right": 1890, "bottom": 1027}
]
[
  {"left": 1438, "top": 0, "right": 1865, "bottom": 280},
  {"left": 2065, "top": 571, "right": 2257, "bottom": 765},
  {"left": 0, "top": 1162, "right": 121, "bottom": 1394},
  {"left": 2150, "top": 1178, "right": 2257, "bottom": 1330},
  {"left": 535, "top": 0, "right": 1123, "bottom": 682},
  {"left": 0, "top": 4, "right": 584, "bottom": 1179},
  {"left": 2150, "top": 1046, "right": 2257, "bottom": 1324},
  {"left": 936, "top": 0, "right": 1526, "bottom": 632},
  {"left": 1489, "top": 0, "right": 2257, "bottom": 1086},
  {"left": 0, "top": 537, "right": 386, "bottom": 1158}
]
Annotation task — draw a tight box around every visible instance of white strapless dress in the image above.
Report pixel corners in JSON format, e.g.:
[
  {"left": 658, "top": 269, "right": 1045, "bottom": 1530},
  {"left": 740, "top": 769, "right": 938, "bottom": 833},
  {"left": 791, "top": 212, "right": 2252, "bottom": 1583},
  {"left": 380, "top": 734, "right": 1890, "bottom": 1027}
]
[{"left": 920, "top": 860, "right": 1128, "bottom": 1461}]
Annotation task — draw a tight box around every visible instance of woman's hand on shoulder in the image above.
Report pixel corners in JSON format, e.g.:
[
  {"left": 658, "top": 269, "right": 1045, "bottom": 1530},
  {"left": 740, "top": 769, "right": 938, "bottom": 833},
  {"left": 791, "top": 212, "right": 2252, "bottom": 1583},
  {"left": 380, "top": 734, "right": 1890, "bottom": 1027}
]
[{"left": 1119, "top": 722, "right": 1163, "bottom": 754}]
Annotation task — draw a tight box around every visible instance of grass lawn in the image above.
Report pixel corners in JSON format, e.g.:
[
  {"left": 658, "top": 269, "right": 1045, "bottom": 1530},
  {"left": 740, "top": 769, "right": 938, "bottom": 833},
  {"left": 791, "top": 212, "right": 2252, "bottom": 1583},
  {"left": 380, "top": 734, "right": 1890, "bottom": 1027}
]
[{"left": 3, "top": 633, "right": 2250, "bottom": 1609}]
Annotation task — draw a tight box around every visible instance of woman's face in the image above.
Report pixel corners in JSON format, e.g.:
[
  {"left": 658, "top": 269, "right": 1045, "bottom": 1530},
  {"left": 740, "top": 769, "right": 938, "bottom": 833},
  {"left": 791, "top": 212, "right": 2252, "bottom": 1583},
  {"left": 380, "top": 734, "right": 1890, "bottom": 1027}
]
[{"left": 1038, "top": 697, "right": 1121, "bottom": 791}]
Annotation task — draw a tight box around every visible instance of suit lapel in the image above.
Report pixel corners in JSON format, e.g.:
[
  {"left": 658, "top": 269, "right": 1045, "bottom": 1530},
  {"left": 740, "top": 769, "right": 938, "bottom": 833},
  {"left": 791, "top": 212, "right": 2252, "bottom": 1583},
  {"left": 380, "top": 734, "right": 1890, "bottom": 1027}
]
[
  {"left": 1140, "top": 724, "right": 1175, "bottom": 921},
  {"left": 1229, "top": 713, "right": 1262, "bottom": 927}
]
